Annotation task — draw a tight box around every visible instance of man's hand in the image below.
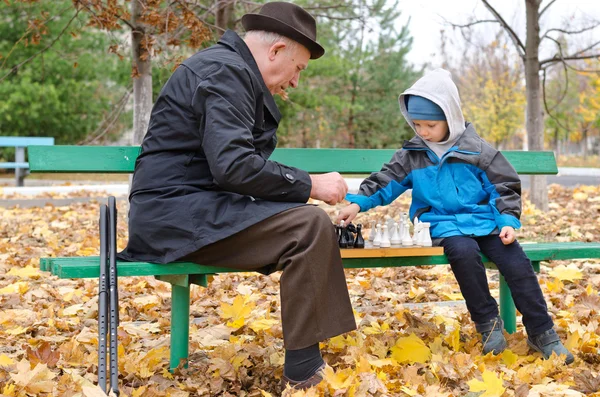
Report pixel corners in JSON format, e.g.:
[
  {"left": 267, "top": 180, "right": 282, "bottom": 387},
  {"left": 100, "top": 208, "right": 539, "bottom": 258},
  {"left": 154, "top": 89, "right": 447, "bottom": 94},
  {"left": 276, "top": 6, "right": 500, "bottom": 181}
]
[
  {"left": 499, "top": 226, "right": 516, "bottom": 245},
  {"left": 337, "top": 203, "right": 360, "bottom": 224},
  {"left": 310, "top": 172, "right": 348, "bottom": 205}
]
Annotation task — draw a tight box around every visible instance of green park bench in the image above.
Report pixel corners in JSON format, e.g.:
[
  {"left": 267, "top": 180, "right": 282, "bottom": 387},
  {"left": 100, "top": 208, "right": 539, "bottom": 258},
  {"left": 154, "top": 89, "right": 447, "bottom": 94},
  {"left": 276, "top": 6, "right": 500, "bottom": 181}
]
[
  {"left": 28, "top": 145, "right": 600, "bottom": 370},
  {"left": 0, "top": 136, "right": 55, "bottom": 186}
]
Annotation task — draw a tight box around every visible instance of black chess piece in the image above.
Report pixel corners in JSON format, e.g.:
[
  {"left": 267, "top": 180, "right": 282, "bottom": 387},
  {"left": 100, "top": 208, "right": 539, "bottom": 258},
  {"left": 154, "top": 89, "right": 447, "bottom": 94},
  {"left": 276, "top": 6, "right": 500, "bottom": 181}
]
[
  {"left": 339, "top": 223, "right": 349, "bottom": 248},
  {"left": 353, "top": 224, "right": 365, "bottom": 248}
]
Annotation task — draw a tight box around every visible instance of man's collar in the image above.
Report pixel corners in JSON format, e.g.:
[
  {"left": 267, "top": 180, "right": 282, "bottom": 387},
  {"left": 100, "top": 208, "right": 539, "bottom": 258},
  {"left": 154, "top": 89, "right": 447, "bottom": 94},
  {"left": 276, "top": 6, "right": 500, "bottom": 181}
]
[{"left": 218, "top": 30, "right": 281, "bottom": 121}]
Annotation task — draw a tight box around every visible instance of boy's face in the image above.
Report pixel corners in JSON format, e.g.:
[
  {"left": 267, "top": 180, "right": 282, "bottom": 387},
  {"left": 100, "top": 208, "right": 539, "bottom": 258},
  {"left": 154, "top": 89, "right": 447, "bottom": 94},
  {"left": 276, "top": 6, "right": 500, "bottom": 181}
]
[{"left": 413, "top": 120, "right": 449, "bottom": 143}]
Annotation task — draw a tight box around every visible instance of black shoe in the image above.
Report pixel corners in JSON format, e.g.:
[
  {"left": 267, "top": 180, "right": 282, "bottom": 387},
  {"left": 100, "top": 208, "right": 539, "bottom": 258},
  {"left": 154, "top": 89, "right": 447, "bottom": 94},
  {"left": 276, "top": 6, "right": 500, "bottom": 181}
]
[
  {"left": 475, "top": 316, "right": 507, "bottom": 355},
  {"left": 528, "top": 329, "right": 574, "bottom": 364}
]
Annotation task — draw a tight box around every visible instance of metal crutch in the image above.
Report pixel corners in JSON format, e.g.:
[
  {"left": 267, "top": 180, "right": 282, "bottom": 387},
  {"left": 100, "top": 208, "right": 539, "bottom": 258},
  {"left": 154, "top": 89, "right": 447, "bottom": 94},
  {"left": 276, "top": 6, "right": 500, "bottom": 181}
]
[
  {"left": 108, "top": 196, "right": 120, "bottom": 395},
  {"left": 98, "top": 204, "right": 109, "bottom": 392}
]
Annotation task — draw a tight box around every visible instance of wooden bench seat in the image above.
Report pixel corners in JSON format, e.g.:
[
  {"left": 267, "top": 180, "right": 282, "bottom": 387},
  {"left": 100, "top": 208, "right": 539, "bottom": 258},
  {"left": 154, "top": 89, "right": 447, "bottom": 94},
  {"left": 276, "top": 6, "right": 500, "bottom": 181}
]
[{"left": 28, "top": 145, "right": 600, "bottom": 370}]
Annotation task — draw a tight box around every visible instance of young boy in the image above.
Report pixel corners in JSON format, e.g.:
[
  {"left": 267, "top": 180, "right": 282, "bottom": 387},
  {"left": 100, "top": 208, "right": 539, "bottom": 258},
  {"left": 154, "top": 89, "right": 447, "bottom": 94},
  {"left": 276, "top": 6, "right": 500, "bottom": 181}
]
[{"left": 337, "top": 69, "right": 574, "bottom": 364}]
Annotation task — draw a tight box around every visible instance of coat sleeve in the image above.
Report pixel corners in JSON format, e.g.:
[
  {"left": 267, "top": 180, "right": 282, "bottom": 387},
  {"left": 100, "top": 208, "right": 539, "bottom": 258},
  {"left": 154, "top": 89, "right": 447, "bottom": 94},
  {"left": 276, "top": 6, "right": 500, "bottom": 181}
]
[
  {"left": 345, "top": 150, "right": 412, "bottom": 212},
  {"left": 481, "top": 151, "right": 522, "bottom": 230},
  {"left": 191, "top": 63, "right": 312, "bottom": 202}
]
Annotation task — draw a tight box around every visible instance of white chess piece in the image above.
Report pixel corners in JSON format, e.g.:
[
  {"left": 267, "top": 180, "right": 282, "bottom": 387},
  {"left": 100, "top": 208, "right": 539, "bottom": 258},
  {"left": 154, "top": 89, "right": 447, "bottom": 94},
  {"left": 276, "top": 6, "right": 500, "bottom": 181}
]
[
  {"left": 401, "top": 218, "right": 413, "bottom": 246},
  {"left": 412, "top": 217, "right": 420, "bottom": 245},
  {"left": 368, "top": 220, "right": 376, "bottom": 242},
  {"left": 420, "top": 222, "right": 432, "bottom": 246},
  {"left": 390, "top": 222, "right": 402, "bottom": 246},
  {"left": 380, "top": 224, "right": 391, "bottom": 248},
  {"left": 373, "top": 223, "right": 382, "bottom": 247}
]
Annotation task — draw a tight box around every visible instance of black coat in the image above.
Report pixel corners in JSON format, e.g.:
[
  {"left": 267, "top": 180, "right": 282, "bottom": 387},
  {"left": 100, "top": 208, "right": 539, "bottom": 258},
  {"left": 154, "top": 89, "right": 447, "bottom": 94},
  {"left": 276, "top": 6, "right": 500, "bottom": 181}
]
[{"left": 119, "top": 31, "right": 312, "bottom": 264}]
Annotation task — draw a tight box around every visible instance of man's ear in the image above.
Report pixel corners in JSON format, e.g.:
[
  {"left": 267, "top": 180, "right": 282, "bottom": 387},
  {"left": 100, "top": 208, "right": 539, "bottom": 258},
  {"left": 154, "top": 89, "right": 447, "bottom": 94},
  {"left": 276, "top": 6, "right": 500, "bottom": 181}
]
[{"left": 268, "top": 42, "right": 287, "bottom": 61}]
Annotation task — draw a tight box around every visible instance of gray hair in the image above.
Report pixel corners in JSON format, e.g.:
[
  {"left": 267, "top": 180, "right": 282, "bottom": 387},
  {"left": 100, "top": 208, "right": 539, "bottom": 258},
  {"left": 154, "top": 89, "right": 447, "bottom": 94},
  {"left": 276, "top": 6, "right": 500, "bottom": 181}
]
[{"left": 244, "top": 30, "right": 298, "bottom": 52}]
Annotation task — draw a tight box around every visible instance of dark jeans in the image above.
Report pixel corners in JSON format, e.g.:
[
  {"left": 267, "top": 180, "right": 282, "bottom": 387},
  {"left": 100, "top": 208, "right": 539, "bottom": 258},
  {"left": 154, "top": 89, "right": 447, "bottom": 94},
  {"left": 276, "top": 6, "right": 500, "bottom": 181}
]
[{"left": 439, "top": 235, "right": 554, "bottom": 336}]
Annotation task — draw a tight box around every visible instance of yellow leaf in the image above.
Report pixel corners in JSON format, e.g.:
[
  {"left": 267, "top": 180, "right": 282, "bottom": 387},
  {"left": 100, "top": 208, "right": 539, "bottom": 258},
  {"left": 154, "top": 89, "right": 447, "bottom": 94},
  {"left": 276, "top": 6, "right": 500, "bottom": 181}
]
[
  {"left": 82, "top": 385, "right": 110, "bottom": 397},
  {"left": 362, "top": 321, "right": 390, "bottom": 335},
  {"left": 10, "top": 360, "right": 56, "bottom": 394},
  {"left": 6, "top": 266, "right": 40, "bottom": 279},
  {"left": 565, "top": 330, "right": 581, "bottom": 351},
  {"left": 391, "top": 333, "right": 431, "bottom": 364},
  {"left": 400, "top": 386, "right": 418, "bottom": 396},
  {"left": 260, "top": 390, "right": 273, "bottom": 397},
  {"left": 445, "top": 327, "right": 461, "bottom": 352},
  {"left": 132, "top": 386, "right": 147, "bottom": 397},
  {"left": 0, "top": 354, "right": 15, "bottom": 367},
  {"left": 0, "top": 281, "right": 29, "bottom": 295},
  {"left": 248, "top": 318, "right": 278, "bottom": 333},
  {"left": 220, "top": 295, "right": 255, "bottom": 329},
  {"left": 501, "top": 350, "right": 518, "bottom": 366},
  {"left": 327, "top": 335, "right": 358, "bottom": 350},
  {"left": 545, "top": 278, "right": 564, "bottom": 293},
  {"left": 2, "top": 383, "right": 16, "bottom": 396},
  {"left": 323, "top": 366, "right": 354, "bottom": 389},
  {"left": 5, "top": 326, "right": 28, "bottom": 336},
  {"left": 549, "top": 264, "right": 583, "bottom": 282},
  {"left": 467, "top": 370, "right": 505, "bottom": 397},
  {"left": 573, "top": 192, "right": 588, "bottom": 201}
]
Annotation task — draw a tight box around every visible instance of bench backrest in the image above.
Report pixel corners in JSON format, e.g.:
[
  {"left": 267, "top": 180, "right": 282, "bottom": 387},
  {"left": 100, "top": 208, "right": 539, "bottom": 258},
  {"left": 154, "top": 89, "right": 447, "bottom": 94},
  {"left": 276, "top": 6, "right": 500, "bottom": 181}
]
[
  {"left": 28, "top": 146, "right": 558, "bottom": 175},
  {"left": 0, "top": 137, "right": 55, "bottom": 147}
]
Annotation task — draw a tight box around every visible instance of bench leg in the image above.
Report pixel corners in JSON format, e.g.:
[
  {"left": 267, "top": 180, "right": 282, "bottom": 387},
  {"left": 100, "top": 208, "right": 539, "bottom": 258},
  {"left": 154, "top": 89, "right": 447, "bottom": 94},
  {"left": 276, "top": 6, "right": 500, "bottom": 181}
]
[
  {"left": 170, "top": 283, "right": 190, "bottom": 371},
  {"left": 499, "top": 274, "right": 516, "bottom": 334},
  {"left": 15, "top": 147, "right": 25, "bottom": 187}
]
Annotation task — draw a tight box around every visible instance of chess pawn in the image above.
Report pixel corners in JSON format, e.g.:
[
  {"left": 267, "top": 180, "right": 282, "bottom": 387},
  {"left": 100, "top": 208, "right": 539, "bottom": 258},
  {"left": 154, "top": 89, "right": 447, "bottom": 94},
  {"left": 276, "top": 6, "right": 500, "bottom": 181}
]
[
  {"left": 354, "top": 224, "right": 365, "bottom": 248},
  {"left": 420, "top": 222, "right": 432, "bottom": 247},
  {"left": 373, "top": 223, "right": 382, "bottom": 247},
  {"left": 401, "top": 219, "right": 413, "bottom": 246},
  {"left": 380, "top": 224, "right": 391, "bottom": 248},
  {"left": 368, "top": 220, "right": 376, "bottom": 242},
  {"left": 338, "top": 220, "right": 348, "bottom": 248},
  {"left": 390, "top": 222, "right": 402, "bottom": 246}
]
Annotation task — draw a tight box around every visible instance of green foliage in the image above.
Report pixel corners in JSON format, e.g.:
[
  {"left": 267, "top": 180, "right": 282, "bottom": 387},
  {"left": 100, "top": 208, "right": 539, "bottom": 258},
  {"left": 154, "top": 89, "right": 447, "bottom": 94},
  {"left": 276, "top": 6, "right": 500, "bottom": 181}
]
[
  {"left": 277, "top": 0, "right": 421, "bottom": 148},
  {"left": 0, "top": 0, "right": 130, "bottom": 147}
]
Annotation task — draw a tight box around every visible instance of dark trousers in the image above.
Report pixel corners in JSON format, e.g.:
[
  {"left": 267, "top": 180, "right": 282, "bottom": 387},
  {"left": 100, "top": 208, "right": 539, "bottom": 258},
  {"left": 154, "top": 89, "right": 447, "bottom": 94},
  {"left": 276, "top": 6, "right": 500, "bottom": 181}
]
[
  {"left": 439, "top": 235, "right": 554, "bottom": 336},
  {"left": 182, "top": 205, "right": 356, "bottom": 350}
]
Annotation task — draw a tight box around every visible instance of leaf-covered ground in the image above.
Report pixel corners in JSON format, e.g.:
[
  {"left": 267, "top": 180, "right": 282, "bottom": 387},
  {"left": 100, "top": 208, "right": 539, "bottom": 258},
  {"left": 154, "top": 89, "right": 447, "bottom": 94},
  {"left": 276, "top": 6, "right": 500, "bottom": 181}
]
[{"left": 0, "top": 184, "right": 599, "bottom": 397}]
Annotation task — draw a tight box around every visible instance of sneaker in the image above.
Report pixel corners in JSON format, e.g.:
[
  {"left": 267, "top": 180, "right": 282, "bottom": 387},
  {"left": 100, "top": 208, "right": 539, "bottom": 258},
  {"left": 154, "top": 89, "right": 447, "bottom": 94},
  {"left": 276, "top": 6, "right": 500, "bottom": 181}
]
[
  {"left": 475, "top": 316, "right": 507, "bottom": 355},
  {"left": 527, "top": 329, "right": 574, "bottom": 364},
  {"left": 281, "top": 363, "right": 326, "bottom": 390}
]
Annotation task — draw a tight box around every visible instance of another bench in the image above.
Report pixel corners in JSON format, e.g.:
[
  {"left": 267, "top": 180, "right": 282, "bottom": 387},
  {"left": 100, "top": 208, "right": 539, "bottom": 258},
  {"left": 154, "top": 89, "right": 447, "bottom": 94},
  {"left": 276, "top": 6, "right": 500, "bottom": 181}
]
[
  {"left": 0, "top": 136, "right": 55, "bottom": 186},
  {"left": 28, "top": 146, "right": 600, "bottom": 370}
]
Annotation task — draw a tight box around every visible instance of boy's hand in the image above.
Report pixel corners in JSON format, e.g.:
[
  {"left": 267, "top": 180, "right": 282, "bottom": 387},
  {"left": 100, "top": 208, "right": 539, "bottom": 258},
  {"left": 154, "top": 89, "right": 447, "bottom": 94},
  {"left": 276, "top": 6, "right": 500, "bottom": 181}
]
[
  {"left": 337, "top": 203, "right": 360, "bottom": 224},
  {"left": 499, "top": 226, "right": 515, "bottom": 245}
]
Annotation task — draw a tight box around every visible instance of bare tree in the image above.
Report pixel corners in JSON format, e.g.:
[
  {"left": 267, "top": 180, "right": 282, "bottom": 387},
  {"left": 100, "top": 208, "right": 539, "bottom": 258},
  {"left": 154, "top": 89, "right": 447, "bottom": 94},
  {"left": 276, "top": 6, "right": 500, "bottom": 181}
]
[{"left": 448, "top": 0, "right": 600, "bottom": 210}]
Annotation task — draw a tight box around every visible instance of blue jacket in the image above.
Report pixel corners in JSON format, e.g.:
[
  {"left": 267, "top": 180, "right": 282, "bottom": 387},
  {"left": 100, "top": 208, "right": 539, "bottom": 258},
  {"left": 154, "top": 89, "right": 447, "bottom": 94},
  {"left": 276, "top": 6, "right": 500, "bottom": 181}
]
[{"left": 346, "top": 124, "right": 522, "bottom": 238}]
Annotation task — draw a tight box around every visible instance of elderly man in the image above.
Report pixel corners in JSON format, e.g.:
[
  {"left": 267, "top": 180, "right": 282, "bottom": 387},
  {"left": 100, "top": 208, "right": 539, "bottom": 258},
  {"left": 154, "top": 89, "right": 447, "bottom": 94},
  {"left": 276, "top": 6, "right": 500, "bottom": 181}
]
[{"left": 118, "top": 1, "right": 356, "bottom": 390}]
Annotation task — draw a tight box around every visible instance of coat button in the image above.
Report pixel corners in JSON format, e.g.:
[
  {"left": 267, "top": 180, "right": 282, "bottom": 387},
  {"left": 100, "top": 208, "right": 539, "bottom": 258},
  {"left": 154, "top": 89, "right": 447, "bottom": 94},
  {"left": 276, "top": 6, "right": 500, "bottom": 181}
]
[{"left": 285, "top": 173, "right": 294, "bottom": 181}]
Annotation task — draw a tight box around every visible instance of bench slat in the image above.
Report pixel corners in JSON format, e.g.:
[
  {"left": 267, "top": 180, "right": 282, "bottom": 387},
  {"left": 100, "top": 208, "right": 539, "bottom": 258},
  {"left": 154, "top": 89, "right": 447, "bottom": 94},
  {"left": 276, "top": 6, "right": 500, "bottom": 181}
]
[
  {"left": 43, "top": 242, "right": 600, "bottom": 279},
  {"left": 28, "top": 146, "right": 559, "bottom": 175},
  {"left": 0, "top": 136, "right": 55, "bottom": 147},
  {"left": 0, "top": 162, "right": 29, "bottom": 169}
]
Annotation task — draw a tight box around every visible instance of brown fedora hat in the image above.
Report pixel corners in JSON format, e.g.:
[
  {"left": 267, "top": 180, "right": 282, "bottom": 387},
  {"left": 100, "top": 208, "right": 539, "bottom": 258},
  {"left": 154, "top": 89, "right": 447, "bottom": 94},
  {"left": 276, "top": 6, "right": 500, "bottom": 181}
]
[{"left": 241, "top": 2, "right": 325, "bottom": 59}]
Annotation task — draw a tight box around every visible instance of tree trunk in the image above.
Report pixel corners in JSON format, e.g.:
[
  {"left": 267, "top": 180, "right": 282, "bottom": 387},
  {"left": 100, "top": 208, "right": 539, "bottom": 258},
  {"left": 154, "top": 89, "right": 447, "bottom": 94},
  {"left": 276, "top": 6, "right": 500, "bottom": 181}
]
[
  {"left": 132, "top": 0, "right": 153, "bottom": 146},
  {"left": 524, "top": 0, "right": 548, "bottom": 211},
  {"left": 216, "top": 0, "right": 235, "bottom": 35}
]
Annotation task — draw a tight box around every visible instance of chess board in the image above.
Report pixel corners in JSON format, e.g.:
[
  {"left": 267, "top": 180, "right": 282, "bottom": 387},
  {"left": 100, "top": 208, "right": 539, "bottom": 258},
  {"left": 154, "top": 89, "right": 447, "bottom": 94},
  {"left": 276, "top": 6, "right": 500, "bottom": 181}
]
[{"left": 340, "top": 246, "right": 443, "bottom": 258}]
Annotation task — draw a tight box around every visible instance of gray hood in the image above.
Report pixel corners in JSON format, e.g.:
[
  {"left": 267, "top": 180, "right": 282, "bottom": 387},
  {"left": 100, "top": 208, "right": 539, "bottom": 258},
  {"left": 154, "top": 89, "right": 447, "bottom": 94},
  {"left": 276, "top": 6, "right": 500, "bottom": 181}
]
[{"left": 399, "top": 68, "right": 466, "bottom": 157}]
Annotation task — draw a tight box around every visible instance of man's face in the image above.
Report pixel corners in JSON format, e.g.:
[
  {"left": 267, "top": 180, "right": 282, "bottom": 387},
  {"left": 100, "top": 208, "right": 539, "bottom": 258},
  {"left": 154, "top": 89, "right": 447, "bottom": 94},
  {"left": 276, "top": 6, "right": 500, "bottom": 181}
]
[
  {"left": 413, "top": 120, "right": 450, "bottom": 143},
  {"left": 263, "top": 42, "right": 310, "bottom": 97}
]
